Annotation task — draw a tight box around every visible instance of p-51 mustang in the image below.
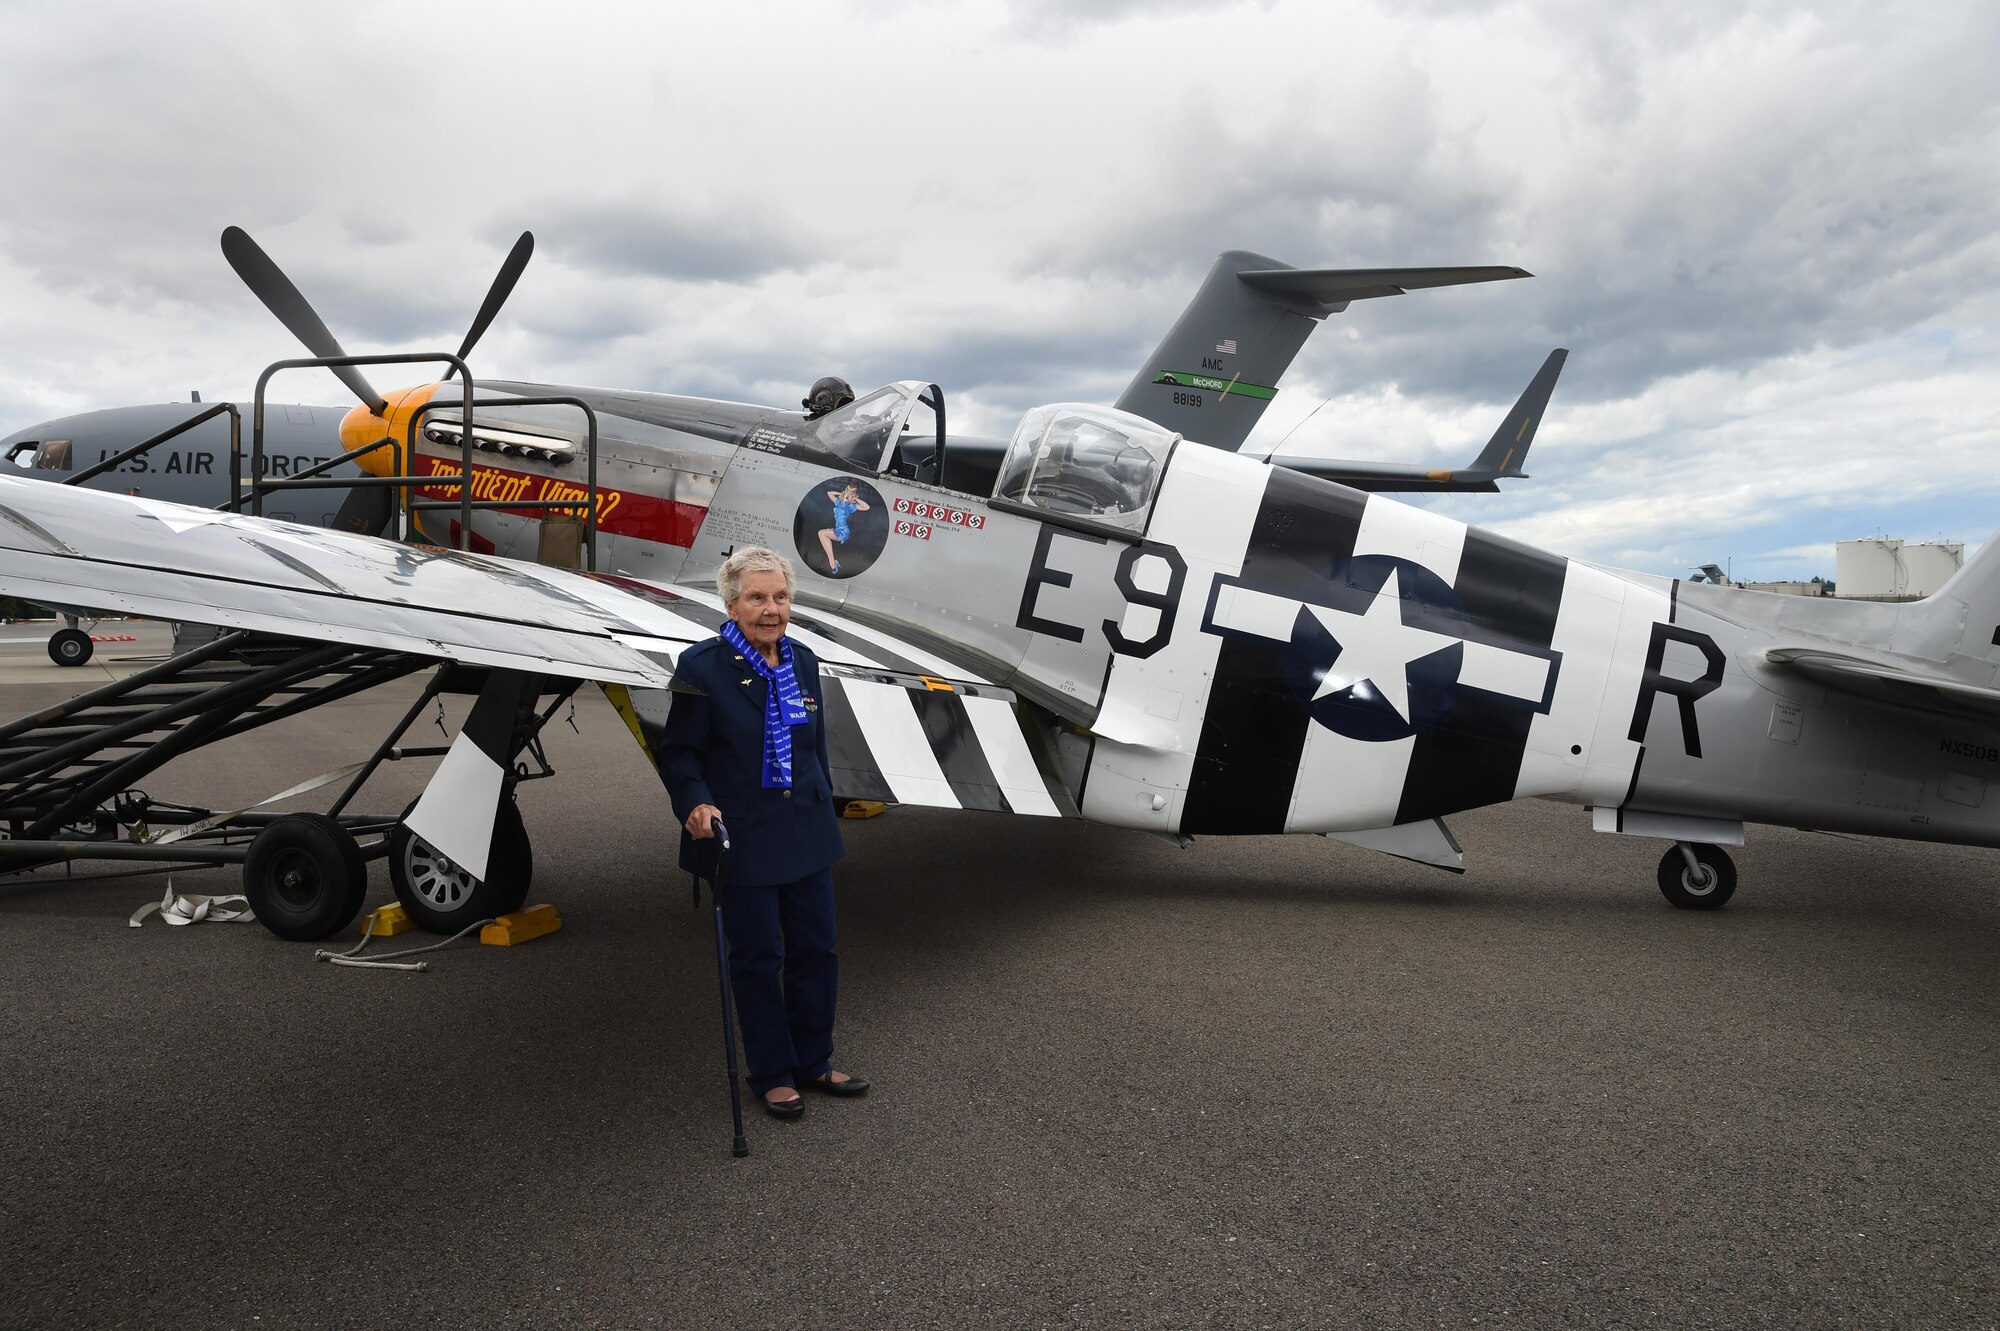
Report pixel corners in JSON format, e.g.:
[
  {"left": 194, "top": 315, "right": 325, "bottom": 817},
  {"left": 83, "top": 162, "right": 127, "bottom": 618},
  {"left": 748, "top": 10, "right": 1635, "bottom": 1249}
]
[{"left": 1, "top": 230, "right": 1990, "bottom": 941}]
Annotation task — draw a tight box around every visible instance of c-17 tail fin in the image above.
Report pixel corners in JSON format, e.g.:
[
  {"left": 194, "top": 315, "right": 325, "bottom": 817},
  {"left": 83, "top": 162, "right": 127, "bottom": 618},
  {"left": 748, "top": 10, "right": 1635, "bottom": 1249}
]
[
  {"left": 1114, "top": 251, "right": 1531, "bottom": 451},
  {"left": 1266, "top": 348, "right": 1567, "bottom": 493}
]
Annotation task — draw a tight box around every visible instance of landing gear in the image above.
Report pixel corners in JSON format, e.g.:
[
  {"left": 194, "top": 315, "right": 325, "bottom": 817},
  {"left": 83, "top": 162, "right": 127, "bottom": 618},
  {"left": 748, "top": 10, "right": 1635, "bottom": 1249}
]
[
  {"left": 388, "top": 798, "right": 533, "bottom": 934},
  {"left": 47, "top": 628, "right": 92, "bottom": 667},
  {"left": 243, "top": 814, "right": 368, "bottom": 940},
  {"left": 1657, "top": 841, "right": 1736, "bottom": 910}
]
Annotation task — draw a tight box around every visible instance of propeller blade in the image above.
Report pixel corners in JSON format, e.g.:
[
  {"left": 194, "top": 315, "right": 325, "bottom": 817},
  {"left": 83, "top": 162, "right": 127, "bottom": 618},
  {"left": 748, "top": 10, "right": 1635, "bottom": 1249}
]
[
  {"left": 220, "top": 226, "right": 387, "bottom": 415},
  {"left": 329, "top": 483, "right": 394, "bottom": 538},
  {"left": 444, "top": 230, "right": 534, "bottom": 381}
]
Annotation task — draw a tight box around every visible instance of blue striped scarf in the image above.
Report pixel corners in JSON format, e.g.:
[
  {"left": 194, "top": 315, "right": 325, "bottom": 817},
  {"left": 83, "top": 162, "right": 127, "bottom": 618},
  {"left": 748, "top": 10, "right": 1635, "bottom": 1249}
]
[{"left": 720, "top": 620, "right": 809, "bottom": 788}]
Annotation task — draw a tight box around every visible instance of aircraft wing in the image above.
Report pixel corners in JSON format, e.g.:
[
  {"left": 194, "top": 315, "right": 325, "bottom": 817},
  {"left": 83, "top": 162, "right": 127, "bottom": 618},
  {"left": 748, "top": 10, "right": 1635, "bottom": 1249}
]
[
  {"left": 0, "top": 475, "right": 707, "bottom": 685},
  {"left": 0, "top": 476, "right": 1075, "bottom": 820},
  {"left": 1263, "top": 349, "right": 1567, "bottom": 493},
  {"left": 603, "top": 665, "right": 1073, "bottom": 819},
  {"left": 583, "top": 580, "right": 1074, "bottom": 816},
  {"left": 1765, "top": 645, "right": 2000, "bottom": 716}
]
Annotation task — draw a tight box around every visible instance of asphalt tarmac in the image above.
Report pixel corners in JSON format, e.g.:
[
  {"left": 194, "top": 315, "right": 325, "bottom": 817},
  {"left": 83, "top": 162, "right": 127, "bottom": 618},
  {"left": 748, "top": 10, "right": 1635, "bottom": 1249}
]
[{"left": 1, "top": 624, "right": 1995, "bottom": 1329}]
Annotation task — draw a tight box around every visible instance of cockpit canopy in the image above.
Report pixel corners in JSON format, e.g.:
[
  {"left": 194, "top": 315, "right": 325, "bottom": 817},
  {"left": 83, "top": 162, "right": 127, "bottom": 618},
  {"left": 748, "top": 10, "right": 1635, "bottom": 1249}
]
[
  {"left": 992, "top": 404, "right": 1178, "bottom": 536},
  {"left": 812, "top": 380, "right": 941, "bottom": 475}
]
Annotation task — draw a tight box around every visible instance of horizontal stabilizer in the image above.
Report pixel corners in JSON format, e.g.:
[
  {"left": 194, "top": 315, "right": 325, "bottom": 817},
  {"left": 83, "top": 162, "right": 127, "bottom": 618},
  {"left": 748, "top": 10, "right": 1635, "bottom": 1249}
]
[
  {"left": 1117, "top": 251, "right": 1533, "bottom": 452},
  {"left": 1766, "top": 646, "right": 2000, "bottom": 717},
  {"left": 1237, "top": 265, "right": 1530, "bottom": 307},
  {"left": 1268, "top": 348, "right": 1567, "bottom": 493}
]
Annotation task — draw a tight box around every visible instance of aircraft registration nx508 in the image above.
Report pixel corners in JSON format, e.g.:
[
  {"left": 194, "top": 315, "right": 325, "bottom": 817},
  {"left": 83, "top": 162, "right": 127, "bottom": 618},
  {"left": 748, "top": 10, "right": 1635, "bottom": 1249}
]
[{"left": 0, "top": 228, "right": 1981, "bottom": 942}]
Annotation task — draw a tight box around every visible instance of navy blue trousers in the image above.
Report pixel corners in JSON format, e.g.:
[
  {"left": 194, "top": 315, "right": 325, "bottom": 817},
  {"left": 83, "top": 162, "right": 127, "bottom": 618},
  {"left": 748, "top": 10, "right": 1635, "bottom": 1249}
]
[{"left": 719, "top": 866, "right": 838, "bottom": 1095}]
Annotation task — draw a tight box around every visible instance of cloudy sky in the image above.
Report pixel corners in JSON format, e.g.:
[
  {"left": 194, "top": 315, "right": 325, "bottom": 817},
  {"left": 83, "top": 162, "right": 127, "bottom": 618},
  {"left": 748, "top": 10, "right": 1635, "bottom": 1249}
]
[{"left": 1, "top": 0, "right": 1994, "bottom": 580}]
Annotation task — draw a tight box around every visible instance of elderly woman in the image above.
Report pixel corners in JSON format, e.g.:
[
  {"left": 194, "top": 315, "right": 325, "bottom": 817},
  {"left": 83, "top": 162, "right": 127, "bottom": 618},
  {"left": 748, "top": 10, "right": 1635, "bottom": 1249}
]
[{"left": 657, "top": 546, "right": 868, "bottom": 1118}]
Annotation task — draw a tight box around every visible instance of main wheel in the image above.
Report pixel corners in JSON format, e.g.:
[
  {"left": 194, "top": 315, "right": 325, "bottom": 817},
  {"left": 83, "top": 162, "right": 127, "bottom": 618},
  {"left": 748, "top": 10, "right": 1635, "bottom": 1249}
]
[
  {"left": 389, "top": 798, "right": 533, "bottom": 934},
  {"left": 244, "top": 813, "right": 367, "bottom": 940},
  {"left": 48, "top": 628, "right": 93, "bottom": 666},
  {"left": 1657, "top": 842, "right": 1736, "bottom": 910}
]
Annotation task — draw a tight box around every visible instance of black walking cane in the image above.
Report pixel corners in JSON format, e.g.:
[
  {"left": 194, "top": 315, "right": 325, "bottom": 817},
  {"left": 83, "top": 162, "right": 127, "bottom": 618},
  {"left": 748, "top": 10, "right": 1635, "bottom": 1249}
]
[{"left": 703, "top": 817, "right": 750, "bottom": 1158}]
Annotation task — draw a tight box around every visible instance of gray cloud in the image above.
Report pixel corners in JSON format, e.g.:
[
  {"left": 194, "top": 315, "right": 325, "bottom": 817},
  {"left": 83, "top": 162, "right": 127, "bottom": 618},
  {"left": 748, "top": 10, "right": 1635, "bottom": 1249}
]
[
  {"left": 536, "top": 201, "right": 818, "bottom": 283},
  {"left": 988, "top": 1, "right": 2000, "bottom": 410},
  {"left": 342, "top": 215, "right": 414, "bottom": 249},
  {"left": 1000, "top": 0, "right": 1276, "bottom": 35},
  {"left": 1, "top": 0, "right": 1995, "bottom": 576}
]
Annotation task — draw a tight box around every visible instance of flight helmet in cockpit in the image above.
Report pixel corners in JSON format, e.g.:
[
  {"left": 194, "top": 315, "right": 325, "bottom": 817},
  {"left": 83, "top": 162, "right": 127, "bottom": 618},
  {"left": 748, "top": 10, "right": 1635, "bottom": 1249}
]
[{"left": 802, "top": 376, "right": 857, "bottom": 420}]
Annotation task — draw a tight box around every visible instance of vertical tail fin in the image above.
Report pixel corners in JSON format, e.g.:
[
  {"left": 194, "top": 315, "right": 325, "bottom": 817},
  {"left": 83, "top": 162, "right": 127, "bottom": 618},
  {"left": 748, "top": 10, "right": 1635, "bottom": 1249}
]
[
  {"left": 1114, "top": 252, "right": 1531, "bottom": 451},
  {"left": 1900, "top": 538, "right": 2000, "bottom": 664}
]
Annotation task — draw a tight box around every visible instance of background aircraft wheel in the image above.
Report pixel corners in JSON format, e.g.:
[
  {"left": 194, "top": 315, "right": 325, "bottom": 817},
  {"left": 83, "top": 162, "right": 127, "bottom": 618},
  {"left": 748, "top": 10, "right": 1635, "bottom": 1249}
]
[
  {"left": 47, "top": 628, "right": 93, "bottom": 667},
  {"left": 244, "top": 813, "right": 367, "bottom": 941},
  {"left": 389, "top": 798, "right": 532, "bottom": 934},
  {"left": 1657, "top": 842, "right": 1736, "bottom": 910}
]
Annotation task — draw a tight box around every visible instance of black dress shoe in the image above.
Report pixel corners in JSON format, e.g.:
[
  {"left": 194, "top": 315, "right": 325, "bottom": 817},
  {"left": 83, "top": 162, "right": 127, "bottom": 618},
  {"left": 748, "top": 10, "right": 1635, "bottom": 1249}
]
[
  {"left": 763, "top": 1090, "right": 805, "bottom": 1119},
  {"left": 806, "top": 1072, "right": 870, "bottom": 1097}
]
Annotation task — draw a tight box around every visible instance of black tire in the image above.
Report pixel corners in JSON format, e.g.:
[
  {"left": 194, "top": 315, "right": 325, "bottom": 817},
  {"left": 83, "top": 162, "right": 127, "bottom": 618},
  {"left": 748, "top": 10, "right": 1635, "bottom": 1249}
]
[
  {"left": 48, "top": 628, "right": 93, "bottom": 667},
  {"left": 389, "top": 798, "right": 532, "bottom": 934},
  {"left": 244, "top": 813, "right": 367, "bottom": 941},
  {"left": 1657, "top": 842, "right": 1736, "bottom": 910}
]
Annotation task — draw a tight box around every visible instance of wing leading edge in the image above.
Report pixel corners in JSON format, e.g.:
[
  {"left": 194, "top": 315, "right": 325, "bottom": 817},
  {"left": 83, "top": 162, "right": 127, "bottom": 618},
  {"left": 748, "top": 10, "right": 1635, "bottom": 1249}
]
[{"left": 0, "top": 476, "right": 703, "bottom": 686}]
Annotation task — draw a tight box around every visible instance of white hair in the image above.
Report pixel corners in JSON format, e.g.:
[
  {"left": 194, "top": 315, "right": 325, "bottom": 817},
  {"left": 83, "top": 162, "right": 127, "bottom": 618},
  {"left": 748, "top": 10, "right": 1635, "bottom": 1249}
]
[{"left": 718, "top": 546, "right": 796, "bottom": 607}]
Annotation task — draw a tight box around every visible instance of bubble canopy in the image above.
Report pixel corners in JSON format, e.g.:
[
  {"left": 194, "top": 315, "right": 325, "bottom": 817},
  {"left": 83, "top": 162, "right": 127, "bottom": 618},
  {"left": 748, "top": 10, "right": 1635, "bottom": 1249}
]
[{"left": 991, "top": 404, "right": 1179, "bottom": 536}]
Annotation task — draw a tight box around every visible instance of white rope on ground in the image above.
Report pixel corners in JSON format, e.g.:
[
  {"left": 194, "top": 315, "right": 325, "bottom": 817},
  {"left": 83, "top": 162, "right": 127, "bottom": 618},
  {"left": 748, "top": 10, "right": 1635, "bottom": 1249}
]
[
  {"left": 127, "top": 874, "right": 256, "bottom": 927},
  {"left": 125, "top": 762, "right": 372, "bottom": 925},
  {"left": 313, "top": 910, "right": 497, "bottom": 972}
]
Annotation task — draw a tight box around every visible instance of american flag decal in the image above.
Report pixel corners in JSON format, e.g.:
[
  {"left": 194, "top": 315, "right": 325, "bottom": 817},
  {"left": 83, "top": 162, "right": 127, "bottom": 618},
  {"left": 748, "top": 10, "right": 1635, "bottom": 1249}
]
[{"left": 1216, "top": 338, "right": 1238, "bottom": 355}]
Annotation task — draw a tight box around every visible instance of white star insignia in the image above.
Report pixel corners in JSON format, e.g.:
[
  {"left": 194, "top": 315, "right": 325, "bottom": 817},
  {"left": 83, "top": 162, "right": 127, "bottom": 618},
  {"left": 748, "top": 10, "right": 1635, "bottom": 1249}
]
[{"left": 1301, "top": 568, "right": 1459, "bottom": 722}]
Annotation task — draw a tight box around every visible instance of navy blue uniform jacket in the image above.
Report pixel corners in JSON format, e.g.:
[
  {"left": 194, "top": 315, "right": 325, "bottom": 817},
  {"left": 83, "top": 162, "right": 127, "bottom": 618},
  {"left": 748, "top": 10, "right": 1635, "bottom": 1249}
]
[{"left": 655, "top": 636, "right": 844, "bottom": 887}]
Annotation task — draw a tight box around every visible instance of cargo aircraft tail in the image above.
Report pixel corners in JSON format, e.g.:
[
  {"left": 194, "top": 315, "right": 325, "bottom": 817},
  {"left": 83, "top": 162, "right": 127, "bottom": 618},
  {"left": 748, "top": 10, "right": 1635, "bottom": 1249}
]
[{"left": 1114, "top": 251, "right": 1531, "bottom": 451}]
